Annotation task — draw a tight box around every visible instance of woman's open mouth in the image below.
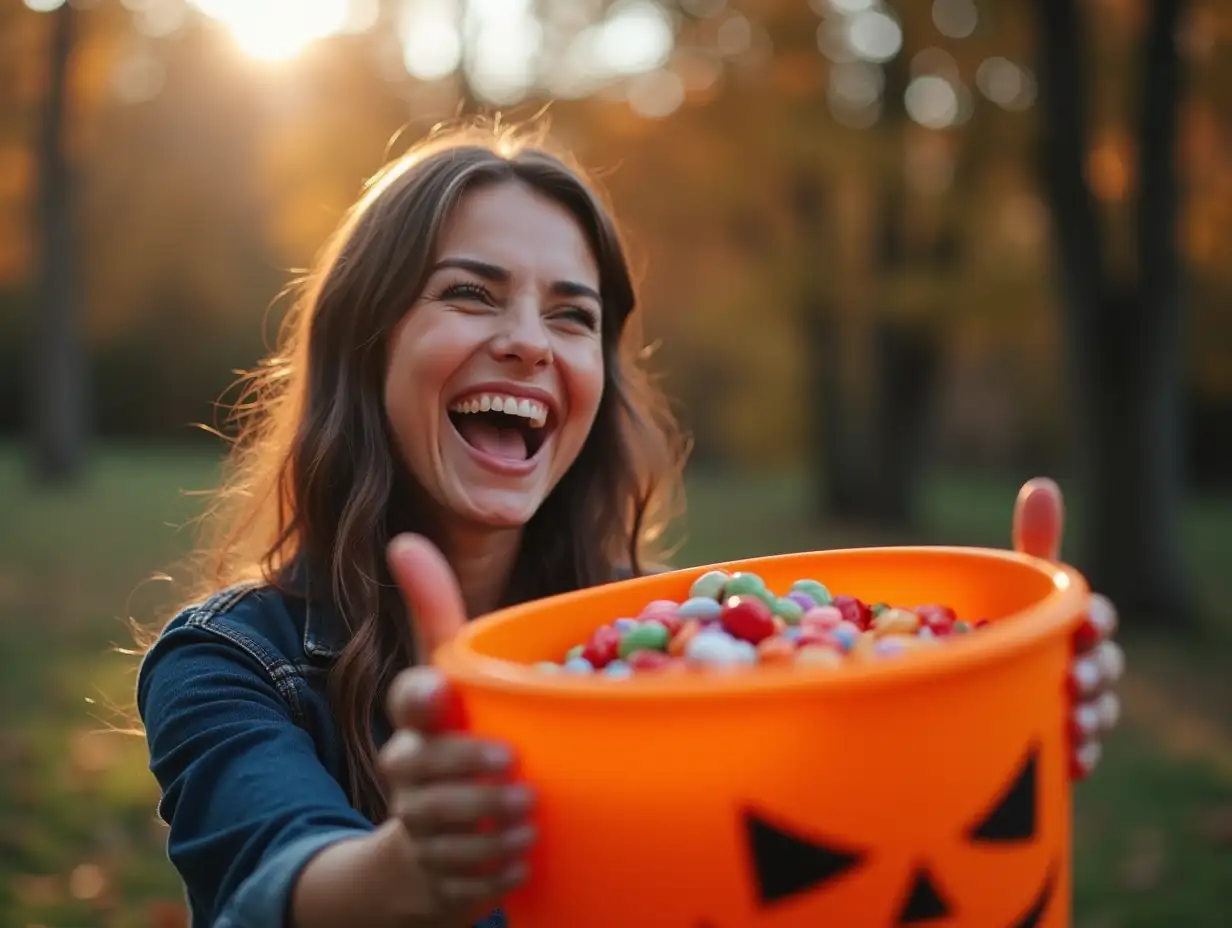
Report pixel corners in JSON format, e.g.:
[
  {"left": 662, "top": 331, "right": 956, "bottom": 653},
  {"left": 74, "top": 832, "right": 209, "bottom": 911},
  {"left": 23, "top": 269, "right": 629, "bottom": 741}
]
[{"left": 446, "top": 390, "right": 557, "bottom": 471}]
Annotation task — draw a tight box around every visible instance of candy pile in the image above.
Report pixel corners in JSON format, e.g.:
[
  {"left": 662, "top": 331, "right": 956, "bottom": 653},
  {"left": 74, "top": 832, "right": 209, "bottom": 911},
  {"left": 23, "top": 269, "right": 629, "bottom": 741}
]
[{"left": 534, "top": 569, "right": 989, "bottom": 678}]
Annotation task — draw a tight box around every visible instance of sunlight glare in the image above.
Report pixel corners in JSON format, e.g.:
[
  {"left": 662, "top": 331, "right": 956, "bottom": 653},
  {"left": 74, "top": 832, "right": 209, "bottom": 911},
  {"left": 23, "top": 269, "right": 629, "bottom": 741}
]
[
  {"left": 343, "top": 0, "right": 381, "bottom": 33},
  {"left": 847, "top": 10, "right": 902, "bottom": 63},
  {"left": 399, "top": 0, "right": 462, "bottom": 81},
  {"left": 595, "top": 1, "right": 675, "bottom": 75},
  {"left": 905, "top": 74, "right": 959, "bottom": 129},
  {"left": 464, "top": 0, "right": 542, "bottom": 105},
  {"left": 190, "top": 0, "right": 349, "bottom": 61},
  {"left": 24, "top": 0, "right": 68, "bottom": 11}
]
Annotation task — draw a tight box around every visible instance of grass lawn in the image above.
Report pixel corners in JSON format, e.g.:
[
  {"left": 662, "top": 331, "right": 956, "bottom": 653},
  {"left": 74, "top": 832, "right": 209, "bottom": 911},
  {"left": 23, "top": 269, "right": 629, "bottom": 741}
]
[{"left": 1, "top": 445, "right": 1230, "bottom": 927}]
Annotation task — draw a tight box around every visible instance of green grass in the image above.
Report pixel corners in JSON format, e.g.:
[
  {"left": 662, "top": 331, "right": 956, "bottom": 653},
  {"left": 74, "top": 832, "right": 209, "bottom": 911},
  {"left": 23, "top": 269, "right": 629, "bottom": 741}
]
[{"left": 1, "top": 446, "right": 1230, "bottom": 926}]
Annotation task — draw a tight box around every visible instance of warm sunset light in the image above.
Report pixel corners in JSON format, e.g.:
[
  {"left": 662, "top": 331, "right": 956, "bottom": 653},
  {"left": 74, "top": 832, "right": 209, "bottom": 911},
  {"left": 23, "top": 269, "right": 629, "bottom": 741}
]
[{"left": 189, "top": 0, "right": 350, "bottom": 61}]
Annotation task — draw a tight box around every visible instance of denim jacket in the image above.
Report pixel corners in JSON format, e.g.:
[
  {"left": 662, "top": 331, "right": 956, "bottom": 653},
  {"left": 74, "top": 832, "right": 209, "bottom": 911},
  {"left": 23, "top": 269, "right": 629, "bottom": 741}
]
[{"left": 137, "top": 578, "right": 509, "bottom": 928}]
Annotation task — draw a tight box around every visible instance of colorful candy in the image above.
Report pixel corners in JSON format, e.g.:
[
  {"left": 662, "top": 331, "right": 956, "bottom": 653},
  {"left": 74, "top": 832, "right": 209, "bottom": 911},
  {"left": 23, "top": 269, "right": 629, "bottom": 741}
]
[{"left": 534, "top": 570, "right": 990, "bottom": 678}]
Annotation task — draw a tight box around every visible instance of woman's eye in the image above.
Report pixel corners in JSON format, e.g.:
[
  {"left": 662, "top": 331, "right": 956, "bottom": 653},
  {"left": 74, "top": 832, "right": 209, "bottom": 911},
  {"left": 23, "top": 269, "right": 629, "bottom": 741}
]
[
  {"left": 439, "top": 282, "right": 493, "bottom": 303},
  {"left": 557, "top": 306, "right": 599, "bottom": 330}
]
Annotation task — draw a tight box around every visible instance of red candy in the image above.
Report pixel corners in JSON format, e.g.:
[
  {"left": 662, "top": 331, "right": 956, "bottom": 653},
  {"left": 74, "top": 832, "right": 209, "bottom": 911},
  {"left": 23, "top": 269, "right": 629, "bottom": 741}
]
[
  {"left": 538, "top": 571, "right": 984, "bottom": 679},
  {"left": 655, "top": 612, "right": 685, "bottom": 637},
  {"left": 796, "top": 630, "right": 838, "bottom": 650},
  {"left": 626, "top": 649, "right": 674, "bottom": 672},
  {"left": 916, "top": 604, "right": 956, "bottom": 636},
  {"left": 721, "top": 595, "right": 777, "bottom": 644},
  {"left": 832, "top": 595, "right": 871, "bottom": 630},
  {"left": 582, "top": 625, "right": 622, "bottom": 669}
]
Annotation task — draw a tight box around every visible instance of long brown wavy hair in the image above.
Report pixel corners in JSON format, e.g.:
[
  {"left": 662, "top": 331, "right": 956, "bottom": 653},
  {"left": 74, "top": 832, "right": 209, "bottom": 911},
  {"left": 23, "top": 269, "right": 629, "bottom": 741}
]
[{"left": 180, "top": 123, "right": 686, "bottom": 820}]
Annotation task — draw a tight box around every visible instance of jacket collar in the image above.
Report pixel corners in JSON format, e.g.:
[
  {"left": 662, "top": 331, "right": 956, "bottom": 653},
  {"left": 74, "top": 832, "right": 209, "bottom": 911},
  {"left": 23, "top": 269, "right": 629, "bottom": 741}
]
[
  {"left": 281, "top": 557, "right": 347, "bottom": 661},
  {"left": 284, "top": 556, "right": 650, "bottom": 663}
]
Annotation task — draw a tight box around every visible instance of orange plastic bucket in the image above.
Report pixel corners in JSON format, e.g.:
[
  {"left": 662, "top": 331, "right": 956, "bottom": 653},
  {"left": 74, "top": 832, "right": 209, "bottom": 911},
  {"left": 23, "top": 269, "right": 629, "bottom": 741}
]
[{"left": 433, "top": 546, "right": 1090, "bottom": 928}]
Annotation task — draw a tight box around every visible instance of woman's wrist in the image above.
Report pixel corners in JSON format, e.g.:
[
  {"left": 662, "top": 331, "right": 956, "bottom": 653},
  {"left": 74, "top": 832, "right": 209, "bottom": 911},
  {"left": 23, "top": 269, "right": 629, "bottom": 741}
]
[{"left": 293, "top": 820, "right": 438, "bottom": 928}]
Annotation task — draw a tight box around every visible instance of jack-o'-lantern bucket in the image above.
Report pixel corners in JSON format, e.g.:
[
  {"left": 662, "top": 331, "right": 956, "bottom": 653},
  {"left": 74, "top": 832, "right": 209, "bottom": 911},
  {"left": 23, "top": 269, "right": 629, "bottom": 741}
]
[{"left": 432, "top": 546, "right": 1090, "bottom": 928}]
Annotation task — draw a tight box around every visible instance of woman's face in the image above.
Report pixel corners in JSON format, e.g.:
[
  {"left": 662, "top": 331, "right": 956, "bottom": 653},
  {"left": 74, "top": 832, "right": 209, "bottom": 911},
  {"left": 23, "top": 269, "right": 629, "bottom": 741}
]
[{"left": 385, "top": 180, "right": 606, "bottom": 530}]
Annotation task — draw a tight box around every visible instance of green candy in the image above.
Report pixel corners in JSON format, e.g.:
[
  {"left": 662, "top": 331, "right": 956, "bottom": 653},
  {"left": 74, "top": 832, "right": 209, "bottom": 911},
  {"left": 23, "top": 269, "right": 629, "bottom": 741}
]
[
  {"left": 535, "top": 661, "right": 562, "bottom": 673},
  {"left": 952, "top": 620, "right": 973, "bottom": 634},
  {"left": 870, "top": 602, "right": 890, "bottom": 616},
  {"left": 619, "top": 620, "right": 671, "bottom": 658},
  {"left": 689, "top": 569, "right": 730, "bottom": 601},
  {"left": 565, "top": 644, "right": 586, "bottom": 662},
  {"left": 725, "top": 572, "right": 767, "bottom": 598},
  {"left": 790, "top": 579, "right": 832, "bottom": 606},
  {"left": 772, "top": 597, "right": 805, "bottom": 625}
]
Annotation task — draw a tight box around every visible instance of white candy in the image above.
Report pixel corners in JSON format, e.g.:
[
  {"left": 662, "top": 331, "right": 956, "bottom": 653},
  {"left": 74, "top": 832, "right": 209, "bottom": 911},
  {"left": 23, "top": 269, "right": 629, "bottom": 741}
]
[
  {"left": 684, "top": 632, "right": 743, "bottom": 667},
  {"left": 732, "top": 641, "right": 758, "bottom": 665}
]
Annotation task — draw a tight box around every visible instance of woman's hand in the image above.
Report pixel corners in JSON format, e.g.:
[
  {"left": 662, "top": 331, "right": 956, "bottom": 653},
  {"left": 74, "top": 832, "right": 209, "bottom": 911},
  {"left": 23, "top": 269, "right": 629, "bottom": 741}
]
[
  {"left": 1013, "top": 478, "right": 1124, "bottom": 780},
  {"left": 380, "top": 535, "right": 536, "bottom": 925}
]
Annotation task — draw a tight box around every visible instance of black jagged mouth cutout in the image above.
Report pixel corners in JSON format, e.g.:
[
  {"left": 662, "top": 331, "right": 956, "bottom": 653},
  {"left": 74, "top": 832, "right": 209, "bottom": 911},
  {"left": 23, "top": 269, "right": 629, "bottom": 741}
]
[
  {"left": 1010, "top": 864, "right": 1056, "bottom": 928},
  {"left": 694, "top": 864, "right": 1055, "bottom": 928}
]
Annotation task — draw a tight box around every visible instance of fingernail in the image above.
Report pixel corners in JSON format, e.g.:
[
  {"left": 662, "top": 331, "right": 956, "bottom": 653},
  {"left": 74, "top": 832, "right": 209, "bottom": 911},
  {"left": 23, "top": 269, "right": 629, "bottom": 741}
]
[
  {"left": 502, "top": 824, "right": 537, "bottom": 851},
  {"left": 482, "top": 743, "right": 513, "bottom": 770},
  {"left": 1096, "top": 641, "right": 1125, "bottom": 682},
  {"left": 1074, "top": 595, "right": 1117, "bottom": 654},
  {"left": 388, "top": 534, "right": 416, "bottom": 560},
  {"left": 1096, "top": 691, "right": 1121, "bottom": 731},
  {"left": 502, "top": 860, "right": 529, "bottom": 886},
  {"left": 1074, "top": 740, "right": 1102, "bottom": 777},
  {"left": 1071, "top": 703, "right": 1101, "bottom": 738},
  {"left": 407, "top": 671, "right": 444, "bottom": 705},
  {"left": 1069, "top": 658, "right": 1101, "bottom": 697},
  {"left": 1088, "top": 594, "right": 1118, "bottom": 638},
  {"left": 503, "top": 785, "right": 534, "bottom": 814}
]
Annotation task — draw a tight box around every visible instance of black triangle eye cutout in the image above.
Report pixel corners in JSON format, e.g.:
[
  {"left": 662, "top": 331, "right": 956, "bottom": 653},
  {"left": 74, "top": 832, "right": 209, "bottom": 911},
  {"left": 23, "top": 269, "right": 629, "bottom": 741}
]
[
  {"left": 742, "top": 808, "right": 864, "bottom": 906},
  {"left": 967, "top": 745, "right": 1039, "bottom": 843},
  {"left": 897, "top": 867, "right": 953, "bottom": 924}
]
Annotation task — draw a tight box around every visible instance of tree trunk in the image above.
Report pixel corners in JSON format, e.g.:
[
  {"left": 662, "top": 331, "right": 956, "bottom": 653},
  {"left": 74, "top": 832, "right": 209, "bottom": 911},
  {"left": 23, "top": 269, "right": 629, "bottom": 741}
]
[
  {"left": 29, "top": 3, "right": 86, "bottom": 483},
  {"left": 802, "top": 297, "right": 878, "bottom": 522},
  {"left": 870, "top": 318, "right": 942, "bottom": 524},
  {"left": 799, "top": 48, "right": 943, "bottom": 528},
  {"left": 1036, "top": 0, "right": 1191, "bottom": 624}
]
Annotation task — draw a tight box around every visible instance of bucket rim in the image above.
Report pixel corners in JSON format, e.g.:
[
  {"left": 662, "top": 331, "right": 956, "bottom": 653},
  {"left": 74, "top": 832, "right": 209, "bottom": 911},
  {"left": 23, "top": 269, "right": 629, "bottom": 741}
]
[{"left": 432, "top": 545, "right": 1090, "bottom": 701}]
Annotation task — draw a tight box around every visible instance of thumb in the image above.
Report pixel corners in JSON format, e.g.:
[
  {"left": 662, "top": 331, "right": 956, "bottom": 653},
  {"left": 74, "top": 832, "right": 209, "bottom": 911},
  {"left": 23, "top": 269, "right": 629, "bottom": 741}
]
[
  {"left": 387, "top": 533, "right": 468, "bottom": 661},
  {"left": 1013, "top": 477, "right": 1065, "bottom": 561}
]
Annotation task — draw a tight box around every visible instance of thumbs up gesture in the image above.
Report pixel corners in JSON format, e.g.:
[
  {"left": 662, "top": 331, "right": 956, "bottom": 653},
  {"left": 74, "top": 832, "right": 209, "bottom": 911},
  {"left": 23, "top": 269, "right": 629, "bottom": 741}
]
[
  {"left": 378, "top": 534, "right": 536, "bottom": 921},
  {"left": 1012, "top": 479, "right": 1123, "bottom": 780}
]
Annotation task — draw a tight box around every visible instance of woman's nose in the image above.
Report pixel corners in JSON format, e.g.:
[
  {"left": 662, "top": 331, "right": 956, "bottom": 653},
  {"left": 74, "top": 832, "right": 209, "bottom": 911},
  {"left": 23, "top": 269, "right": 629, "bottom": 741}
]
[{"left": 491, "top": 299, "right": 552, "bottom": 367}]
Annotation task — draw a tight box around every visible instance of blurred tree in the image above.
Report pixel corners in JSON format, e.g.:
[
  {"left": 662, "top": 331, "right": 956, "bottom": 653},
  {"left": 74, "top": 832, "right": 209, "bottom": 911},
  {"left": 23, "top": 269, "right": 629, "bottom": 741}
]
[
  {"left": 6, "top": 0, "right": 1230, "bottom": 563},
  {"left": 1036, "top": 0, "right": 1192, "bottom": 623},
  {"left": 29, "top": 1, "right": 87, "bottom": 483}
]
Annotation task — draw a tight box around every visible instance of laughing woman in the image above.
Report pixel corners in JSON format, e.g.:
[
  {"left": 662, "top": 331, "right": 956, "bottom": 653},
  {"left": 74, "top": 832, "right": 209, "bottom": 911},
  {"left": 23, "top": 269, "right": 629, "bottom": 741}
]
[{"left": 137, "top": 126, "right": 1124, "bottom": 928}]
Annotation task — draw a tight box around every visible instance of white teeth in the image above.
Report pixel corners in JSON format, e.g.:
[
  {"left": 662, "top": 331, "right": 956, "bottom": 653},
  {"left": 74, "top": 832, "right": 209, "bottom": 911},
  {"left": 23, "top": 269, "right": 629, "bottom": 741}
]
[{"left": 448, "top": 393, "right": 550, "bottom": 428}]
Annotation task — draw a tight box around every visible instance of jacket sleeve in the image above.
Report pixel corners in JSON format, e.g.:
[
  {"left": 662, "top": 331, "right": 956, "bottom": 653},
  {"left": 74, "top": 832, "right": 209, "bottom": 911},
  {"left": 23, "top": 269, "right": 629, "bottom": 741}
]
[{"left": 137, "top": 617, "right": 375, "bottom": 928}]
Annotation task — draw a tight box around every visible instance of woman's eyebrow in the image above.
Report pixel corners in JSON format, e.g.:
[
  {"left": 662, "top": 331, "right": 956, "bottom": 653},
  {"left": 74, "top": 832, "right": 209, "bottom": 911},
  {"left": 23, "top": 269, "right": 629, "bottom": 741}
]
[
  {"left": 432, "top": 257, "right": 600, "bottom": 303},
  {"left": 552, "top": 280, "right": 602, "bottom": 303},
  {"left": 432, "top": 257, "right": 509, "bottom": 282}
]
